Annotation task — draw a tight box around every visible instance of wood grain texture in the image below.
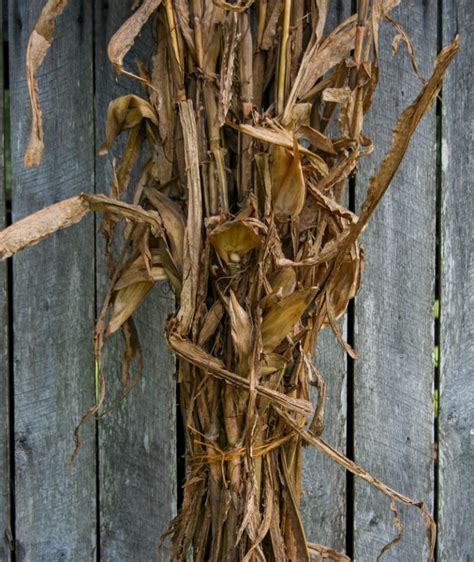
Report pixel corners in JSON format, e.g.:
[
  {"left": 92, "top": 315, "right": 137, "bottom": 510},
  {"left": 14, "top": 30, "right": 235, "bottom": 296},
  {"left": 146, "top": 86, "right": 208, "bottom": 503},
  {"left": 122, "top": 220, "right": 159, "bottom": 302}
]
[
  {"left": 301, "top": 328, "right": 347, "bottom": 549},
  {"left": 439, "top": 1, "right": 474, "bottom": 559},
  {"left": 301, "top": 1, "right": 350, "bottom": 550},
  {"left": 0, "top": 4, "right": 12, "bottom": 559},
  {"left": 9, "top": 1, "right": 96, "bottom": 560},
  {"left": 353, "top": 4, "right": 437, "bottom": 560},
  {"left": 94, "top": 3, "right": 177, "bottom": 560}
]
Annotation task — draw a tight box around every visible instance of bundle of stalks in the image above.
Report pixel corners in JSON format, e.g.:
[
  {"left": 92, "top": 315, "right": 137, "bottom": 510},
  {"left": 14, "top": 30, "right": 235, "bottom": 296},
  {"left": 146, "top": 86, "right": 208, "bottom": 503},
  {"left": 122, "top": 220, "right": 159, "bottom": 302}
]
[{"left": 0, "top": 0, "right": 459, "bottom": 560}]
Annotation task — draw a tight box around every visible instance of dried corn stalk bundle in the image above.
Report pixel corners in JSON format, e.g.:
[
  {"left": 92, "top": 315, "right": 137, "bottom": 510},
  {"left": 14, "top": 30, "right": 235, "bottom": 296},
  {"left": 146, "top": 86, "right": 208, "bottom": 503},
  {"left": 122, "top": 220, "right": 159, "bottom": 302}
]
[{"left": 0, "top": 0, "right": 459, "bottom": 560}]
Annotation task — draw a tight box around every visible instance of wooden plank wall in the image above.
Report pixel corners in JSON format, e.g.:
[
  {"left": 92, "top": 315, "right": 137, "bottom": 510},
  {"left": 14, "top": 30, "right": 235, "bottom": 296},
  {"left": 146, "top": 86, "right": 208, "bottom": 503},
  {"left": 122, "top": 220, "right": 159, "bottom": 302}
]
[
  {"left": 353, "top": 4, "right": 438, "bottom": 560},
  {"left": 439, "top": 0, "right": 474, "bottom": 559},
  {"left": 0, "top": 2, "right": 10, "bottom": 559},
  {"left": 8, "top": 0, "right": 96, "bottom": 560},
  {"left": 94, "top": 2, "right": 176, "bottom": 560},
  {"left": 0, "top": 1, "right": 472, "bottom": 561}
]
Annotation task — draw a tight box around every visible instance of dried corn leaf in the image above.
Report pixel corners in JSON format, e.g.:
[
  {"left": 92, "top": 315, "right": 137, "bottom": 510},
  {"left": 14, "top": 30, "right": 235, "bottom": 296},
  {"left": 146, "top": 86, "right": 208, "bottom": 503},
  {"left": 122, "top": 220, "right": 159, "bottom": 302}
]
[
  {"left": 298, "top": 125, "right": 337, "bottom": 155},
  {"left": 262, "top": 288, "right": 317, "bottom": 352},
  {"left": 145, "top": 188, "right": 185, "bottom": 272},
  {"left": 324, "top": 246, "right": 364, "bottom": 325},
  {"left": 99, "top": 95, "right": 159, "bottom": 154},
  {"left": 283, "top": 20, "right": 356, "bottom": 120},
  {"left": 228, "top": 290, "right": 252, "bottom": 363},
  {"left": 107, "top": 0, "right": 163, "bottom": 73},
  {"left": 114, "top": 253, "right": 167, "bottom": 290},
  {"left": 107, "top": 281, "right": 154, "bottom": 335},
  {"left": 322, "top": 87, "right": 352, "bottom": 104},
  {"left": 0, "top": 193, "right": 163, "bottom": 261},
  {"left": 307, "top": 542, "right": 350, "bottom": 562},
  {"left": 268, "top": 267, "right": 297, "bottom": 297},
  {"left": 358, "top": 37, "right": 460, "bottom": 230},
  {"left": 261, "top": 353, "right": 287, "bottom": 375},
  {"left": 231, "top": 123, "right": 329, "bottom": 176},
  {"left": 197, "top": 302, "right": 225, "bottom": 346},
  {"left": 24, "top": 0, "right": 70, "bottom": 167},
  {"left": 271, "top": 135, "right": 306, "bottom": 219},
  {"left": 0, "top": 195, "right": 88, "bottom": 260},
  {"left": 208, "top": 219, "right": 261, "bottom": 263}
]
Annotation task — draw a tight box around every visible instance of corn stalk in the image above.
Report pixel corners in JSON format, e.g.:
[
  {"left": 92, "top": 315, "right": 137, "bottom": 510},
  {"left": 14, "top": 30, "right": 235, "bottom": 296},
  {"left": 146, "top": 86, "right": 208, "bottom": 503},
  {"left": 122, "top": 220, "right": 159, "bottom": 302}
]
[{"left": 0, "top": 1, "right": 459, "bottom": 560}]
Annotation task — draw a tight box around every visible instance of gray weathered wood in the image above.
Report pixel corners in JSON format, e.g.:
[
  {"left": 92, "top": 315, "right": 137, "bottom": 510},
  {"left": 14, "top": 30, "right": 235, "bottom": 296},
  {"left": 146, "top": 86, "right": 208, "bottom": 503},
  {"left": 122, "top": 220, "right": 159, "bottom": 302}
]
[
  {"left": 94, "top": 3, "right": 177, "bottom": 560},
  {"left": 0, "top": 4, "right": 11, "bottom": 559},
  {"left": 353, "top": 4, "right": 437, "bottom": 560},
  {"left": 439, "top": 1, "right": 474, "bottom": 559},
  {"left": 9, "top": 1, "right": 96, "bottom": 559},
  {"left": 302, "top": 328, "right": 347, "bottom": 550},
  {"left": 301, "top": 2, "right": 351, "bottom": 550}
]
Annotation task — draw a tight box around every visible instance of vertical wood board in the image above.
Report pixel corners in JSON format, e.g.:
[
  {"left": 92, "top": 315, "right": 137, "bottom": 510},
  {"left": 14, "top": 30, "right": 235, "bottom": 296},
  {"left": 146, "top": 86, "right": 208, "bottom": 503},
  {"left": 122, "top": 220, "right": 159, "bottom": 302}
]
[
  {"left": 94, "top": 2, "right": 177, "bottom": 560},
  {"left": 353, "top": 4, "right": 437, "bottom": 560},
  {"left": 439, "top": 0, "right": 474, "bottom": 559},
  {"left": 9, "top": 0, "right": 96, "bottom": 560},
  {"left": 0, "top": 4, "right": 11, "bottom": 559}
]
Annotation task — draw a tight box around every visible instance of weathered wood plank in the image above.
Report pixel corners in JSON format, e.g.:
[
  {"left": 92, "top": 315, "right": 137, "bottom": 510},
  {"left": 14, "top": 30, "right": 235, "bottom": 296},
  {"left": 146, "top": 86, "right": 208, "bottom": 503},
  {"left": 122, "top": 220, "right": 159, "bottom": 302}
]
[
  {"left": 9, "top": 1, "right": 96, "bottom": 560},
  {"left": 301, "top": 2, "right": 351, "bottom": 550},
  {"left": 439, "top": 1, "right": 474, "bottom": 559},
  {"left": 0, "top": 3, "right": 12, "bottom": 559},
  {"left": 302, "top": 328, "right": 347, "bottom": 550},
  {"left": 94, "top": 3, "right": 177, "bottom": 560},
  {"left": 353, "top": 4, "right": 437, "bottom": 560}
]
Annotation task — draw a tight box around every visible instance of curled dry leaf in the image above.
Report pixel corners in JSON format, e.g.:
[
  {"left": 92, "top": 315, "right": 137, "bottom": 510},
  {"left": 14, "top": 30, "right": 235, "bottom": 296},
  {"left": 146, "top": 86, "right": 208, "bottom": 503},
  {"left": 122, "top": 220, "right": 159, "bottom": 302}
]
[
  {"left": 268, "top": 267, "right": 297, "bottom": 297},
  {"left": 271, "top": 135, "right": 306, "bottom": 219},
  {"left": 322, "top": 87, "right": 352, "bottom": 104},
  {"left": 208, "top": 219, "right": 261, "bottom": 263},
  {"left": 231, "top": 122, "right": 329, "bottom": 176},
  {"left": 107, "top": 281, "right": 154, "bottom": 336},
  {"left": 145, "top": 188, "right": 185, "bottom": 273},
  {"left": 262, "top": 288, "right": 318, "bottom": 352},
  {"left": 0, "top": 195, "right": 88, "bottom": 259},
  {"left": 228, "top": 290, "right": 253, "bottom": 364},
  {"left": 114, "top": 251, "right": 167, "bottom": 290},
  {"left": 320, "top": 244, "right": 365, "bottom": 328},
  {"left": 99, "top": 95, "right": 159, "bottom": 155},
  {"left": 107, "top": 0, "right": 163, "bottom": 73},
  {"left": 0, "top": 193, "right": 161, "bottom": 261},
  {"left": 24, "top": 0, "right": 70, "bottom": 167}
]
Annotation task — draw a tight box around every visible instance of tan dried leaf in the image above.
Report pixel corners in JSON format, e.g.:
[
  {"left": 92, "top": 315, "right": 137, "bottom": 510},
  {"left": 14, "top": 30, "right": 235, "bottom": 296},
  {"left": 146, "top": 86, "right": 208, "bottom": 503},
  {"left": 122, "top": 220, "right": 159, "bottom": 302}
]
[
  {"left": 114, "top": 252, "right": 167, "bottom": 290},
  {"left": 271, "top": 135, "right": 306, "bottom": 219},
  {"left": 262, "top": 288, "right": 318, "bottom": 352},
  {"left": 228, "top": 290, "right": 252, "bottom": 362},
  {"left": 208, "top": 220, "right": 261, "bottom": 263},
  {"left": 107, "top": 281, "right": 154, "bottom": 336},
  {"left": 24, "top": 0, "right": 70, "bottom": 167},
  {"left": 298, "top": 125, "right": 337, "bottom": 155},
  {"left": 145, "top": 188, "right": 185, "bottom": 273},
  {"left": 268, "top": 267, "right": 297, "bottom": 297},
  {"left": 0, "top": 195, "right": 88, "bottom": 260},
  {"left": 322, "top": 87, "right": 352, "bottom": 104},
  {"left": 99, "top": 95, "right": 159, "bottom": 155},
  {"left": 233, "top": 123, "right": 329, "bottom": 176},
  {"left": 107, "top": 0, "right": 163, "bottom": 73}
]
